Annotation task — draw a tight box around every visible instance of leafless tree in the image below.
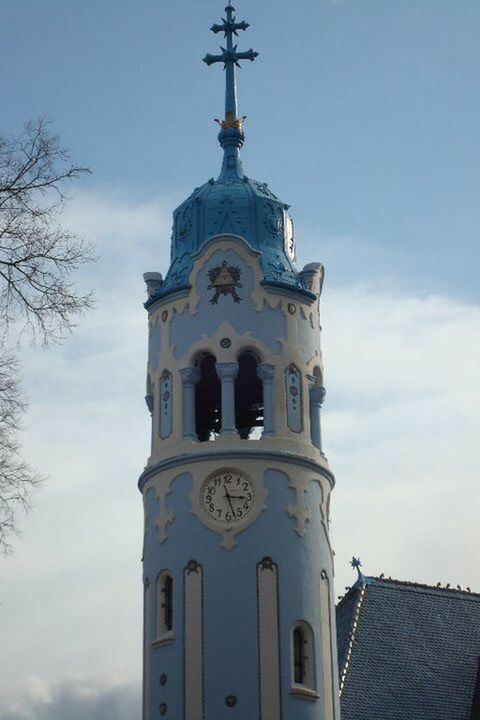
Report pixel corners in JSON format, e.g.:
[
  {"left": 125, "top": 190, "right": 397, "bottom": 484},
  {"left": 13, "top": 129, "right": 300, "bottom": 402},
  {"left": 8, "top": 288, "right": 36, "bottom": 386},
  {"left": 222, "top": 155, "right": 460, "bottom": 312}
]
[
  {"left": 0, "top": 117, "right": 94, "bottom": 551},
  {"left": 0, "top": 354, "right": 41, "bottom": 552}
]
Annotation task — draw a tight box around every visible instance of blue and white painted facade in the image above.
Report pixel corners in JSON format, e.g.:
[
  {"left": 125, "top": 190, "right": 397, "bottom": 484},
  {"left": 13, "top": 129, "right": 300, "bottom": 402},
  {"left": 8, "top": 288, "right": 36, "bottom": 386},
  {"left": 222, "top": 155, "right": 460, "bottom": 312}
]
[{"left": 139, "top": 6, "right": 340, "bottom": 719}]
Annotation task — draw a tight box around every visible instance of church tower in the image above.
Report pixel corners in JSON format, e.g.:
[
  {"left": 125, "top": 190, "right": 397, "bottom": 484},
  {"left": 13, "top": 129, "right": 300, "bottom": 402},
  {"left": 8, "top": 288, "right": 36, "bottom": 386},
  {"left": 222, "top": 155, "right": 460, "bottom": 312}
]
[{"left": 139, "top": 5, "right": 341, "bottom": 720}]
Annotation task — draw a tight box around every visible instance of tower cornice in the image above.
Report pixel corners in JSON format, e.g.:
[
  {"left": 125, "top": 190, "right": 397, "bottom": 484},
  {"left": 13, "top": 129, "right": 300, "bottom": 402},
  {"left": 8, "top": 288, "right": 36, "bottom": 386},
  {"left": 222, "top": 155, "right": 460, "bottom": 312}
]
[{"left": 138, "top": 447, "right": 335, "bottom": 493}]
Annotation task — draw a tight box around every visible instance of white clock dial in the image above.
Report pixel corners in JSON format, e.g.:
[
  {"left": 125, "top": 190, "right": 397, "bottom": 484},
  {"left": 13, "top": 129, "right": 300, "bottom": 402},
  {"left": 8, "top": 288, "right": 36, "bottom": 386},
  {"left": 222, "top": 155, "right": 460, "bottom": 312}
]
[
  {"left": 200, "top": 470, "right": 256, "bottom": 527},
  {"left": 285, "top": 213, "right": 295, "bottom": 261}
]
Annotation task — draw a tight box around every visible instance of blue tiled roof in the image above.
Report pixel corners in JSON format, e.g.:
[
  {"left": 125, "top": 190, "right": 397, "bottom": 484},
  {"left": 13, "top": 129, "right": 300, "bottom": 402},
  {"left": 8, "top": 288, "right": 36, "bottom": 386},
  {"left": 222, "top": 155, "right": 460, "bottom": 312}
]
[{"left": 336, "top": 576, "right": 480, "bottom": 720}]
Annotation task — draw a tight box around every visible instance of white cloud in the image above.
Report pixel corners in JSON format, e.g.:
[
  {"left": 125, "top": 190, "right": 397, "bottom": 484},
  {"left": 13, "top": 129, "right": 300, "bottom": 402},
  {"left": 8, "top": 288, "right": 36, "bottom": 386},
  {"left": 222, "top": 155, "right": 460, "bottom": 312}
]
[
  {"left": 321, "top": 287, "right": 480, "bottom": 594},
  {"left": 0, "top": 676, "right": 139, "bottom": 720},
  {"left": 1, "top": 189, "right": 479, "bottom": 707}
]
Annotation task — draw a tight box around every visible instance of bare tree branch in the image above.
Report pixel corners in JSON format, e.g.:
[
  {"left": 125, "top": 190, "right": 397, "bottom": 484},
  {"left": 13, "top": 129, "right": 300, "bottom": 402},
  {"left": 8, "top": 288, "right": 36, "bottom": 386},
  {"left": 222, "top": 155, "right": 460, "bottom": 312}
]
[
  {"left": 0, "top": 116, "right": 94, "bottom": 345},
  {"left": 0, "top": 352, "right": 42, "bottom": 554},
  {"left": 0, "top": 117, "right": 94, "bottom": 552}
]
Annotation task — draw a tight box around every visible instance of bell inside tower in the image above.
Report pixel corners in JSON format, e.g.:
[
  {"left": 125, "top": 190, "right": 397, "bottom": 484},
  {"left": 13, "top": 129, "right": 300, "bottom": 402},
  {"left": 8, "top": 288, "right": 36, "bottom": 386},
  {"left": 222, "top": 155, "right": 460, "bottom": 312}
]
[
  {"left": 235, "top": 351, "right": 264, "bottom": 439},
  {"left": 195, "top": 353, "right": 221, "bottom": 441}
]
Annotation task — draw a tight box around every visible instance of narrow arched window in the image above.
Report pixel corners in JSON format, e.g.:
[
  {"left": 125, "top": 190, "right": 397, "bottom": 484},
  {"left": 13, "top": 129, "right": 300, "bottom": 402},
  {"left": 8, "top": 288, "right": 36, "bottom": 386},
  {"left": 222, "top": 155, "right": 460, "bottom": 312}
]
[
  {"left": 195, "top": 353, "right": 221, "bottom": 442},
  {"left": 235, "top": 351, "right": 263, "bottom": 439},
  {"left": 293, "top": 627, "right": 305, "bottom": 684},
  {"left": 155, "top": 571, "right": 174, "bottom": 643},
  {"left": 291, "top": 622, "right": 316, "bottom": 693}
]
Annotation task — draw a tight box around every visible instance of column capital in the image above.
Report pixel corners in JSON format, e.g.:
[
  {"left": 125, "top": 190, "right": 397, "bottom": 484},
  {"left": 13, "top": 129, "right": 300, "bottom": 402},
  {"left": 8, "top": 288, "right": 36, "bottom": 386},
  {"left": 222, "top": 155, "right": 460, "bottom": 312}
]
[
  {"left": 310, "top": 385, "right": 326, "bottom": 406},
  {"left": 257, "top": 362, "right": 275, "bottom": 382},
  {"left": 215, "top": 362, "right": 239, "bottom": 380},
  {"left": 180, "top": 366, "right": 201, "bottom": 386}
]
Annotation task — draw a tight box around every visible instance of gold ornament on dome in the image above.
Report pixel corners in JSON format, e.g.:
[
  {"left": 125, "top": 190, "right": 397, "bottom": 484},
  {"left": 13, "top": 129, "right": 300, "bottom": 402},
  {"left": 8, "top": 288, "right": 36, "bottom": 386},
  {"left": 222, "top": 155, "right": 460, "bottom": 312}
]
[{"left": 215, "top": 112, "right": 247, "bottom": 129}]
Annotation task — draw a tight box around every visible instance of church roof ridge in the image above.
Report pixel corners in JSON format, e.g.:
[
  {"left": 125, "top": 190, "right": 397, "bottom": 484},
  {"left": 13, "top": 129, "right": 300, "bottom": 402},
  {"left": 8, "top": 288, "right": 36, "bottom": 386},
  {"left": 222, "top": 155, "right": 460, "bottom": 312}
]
[{"left": 337, "top": 573, "right": 480, "bottom": 608}]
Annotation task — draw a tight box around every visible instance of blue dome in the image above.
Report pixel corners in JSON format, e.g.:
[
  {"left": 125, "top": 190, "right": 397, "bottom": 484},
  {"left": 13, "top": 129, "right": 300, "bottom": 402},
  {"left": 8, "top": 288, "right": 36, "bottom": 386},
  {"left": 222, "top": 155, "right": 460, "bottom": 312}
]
[
  {"left": 145, "top": 6, "right": 314, "bottom": 307},
  {"left": 152, "top": 126, "right": 311, "bottom": 303}
]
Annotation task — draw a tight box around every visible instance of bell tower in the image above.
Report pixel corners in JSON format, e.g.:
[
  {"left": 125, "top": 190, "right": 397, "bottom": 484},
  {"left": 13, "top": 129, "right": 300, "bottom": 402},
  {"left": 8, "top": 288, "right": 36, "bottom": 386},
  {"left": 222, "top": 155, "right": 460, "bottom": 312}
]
[{"left": 139, "top": 5, "right": 341, "bottom": 719}]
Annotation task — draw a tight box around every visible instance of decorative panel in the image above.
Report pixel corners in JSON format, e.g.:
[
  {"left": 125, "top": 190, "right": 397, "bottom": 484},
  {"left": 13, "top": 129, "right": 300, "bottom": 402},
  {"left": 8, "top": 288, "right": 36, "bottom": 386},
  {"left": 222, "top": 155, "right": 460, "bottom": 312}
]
[
  {"left": 257, "top": 557, "right": 281, "bottom": 720},
  {"left": 184, "top": 561, "right": 203, "bottom": 720},
  {"left": 159, "top": 371, "right": 173, "bottom": 439},
  {"left": 285, "top": 364, "right": 302, "bottom": 433},
  {"left": 320, "top": 571, "right": 335, "bottom": 719}
]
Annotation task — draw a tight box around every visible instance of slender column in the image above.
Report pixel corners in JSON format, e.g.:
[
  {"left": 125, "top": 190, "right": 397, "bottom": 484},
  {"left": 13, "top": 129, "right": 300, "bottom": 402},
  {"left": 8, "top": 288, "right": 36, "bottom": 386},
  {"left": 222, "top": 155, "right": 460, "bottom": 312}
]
[
  {"left": 215, "top": 362, "right": 239, "bottom": 436},
  {"left": 257, "top": 363, "right": 275, "bottom": 437},
  {"left": 180, "top": 367, "right": 201, "bottom": 440},
  {"left": 309, "top": 383, "right": 326, "bottom": 452}
]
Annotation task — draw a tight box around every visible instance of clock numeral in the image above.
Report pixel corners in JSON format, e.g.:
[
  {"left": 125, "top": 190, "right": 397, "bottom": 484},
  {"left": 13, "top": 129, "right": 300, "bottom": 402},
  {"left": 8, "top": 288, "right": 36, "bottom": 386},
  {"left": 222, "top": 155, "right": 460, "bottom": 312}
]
[
  {"left": 225, "top": 512, "right": 232, "bottom": 523},
  {"left": 243, "top": 481, "right": 249, "bottom": 491},
  {"left": 236, "top": 508, "right": 243, "bottom": 518}
]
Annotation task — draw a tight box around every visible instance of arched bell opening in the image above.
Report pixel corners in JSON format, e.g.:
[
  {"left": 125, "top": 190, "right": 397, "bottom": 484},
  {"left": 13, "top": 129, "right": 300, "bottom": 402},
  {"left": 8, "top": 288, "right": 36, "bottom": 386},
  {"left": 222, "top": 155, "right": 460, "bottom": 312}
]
[
  {"left": 195, "top": 353, "right": 221, "bottom": 442},
  {"left": 234, "top": 351, "right": 264, "bottom": 439}
]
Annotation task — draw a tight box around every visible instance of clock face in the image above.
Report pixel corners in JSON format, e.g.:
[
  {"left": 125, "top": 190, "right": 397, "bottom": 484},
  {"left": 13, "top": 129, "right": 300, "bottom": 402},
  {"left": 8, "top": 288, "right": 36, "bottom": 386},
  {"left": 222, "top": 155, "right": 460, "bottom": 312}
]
[
  {"left": 200, "top": 470, "right": 256, "bottom": 526},
  {"left": 285, "top": 213, "right": 295, "bottom": 261}
]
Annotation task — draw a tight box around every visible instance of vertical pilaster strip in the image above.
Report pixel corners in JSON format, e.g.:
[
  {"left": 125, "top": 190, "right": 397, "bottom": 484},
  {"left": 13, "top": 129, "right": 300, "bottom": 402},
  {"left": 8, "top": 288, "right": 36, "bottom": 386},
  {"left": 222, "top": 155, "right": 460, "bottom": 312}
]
[
  {"left": 320, "top": 570, "right": 335, "bottom": 720},
  {"left": 215, "top": 362, "right": 239, "bottom": 436},
  {"left": 257, "top": 363, "right": 275, "bottom": 436},
  {"left": 143, "top": 578, "right": 151, "bottom": 720},
  {"left": 159, "top": 371, "right": 173, "bottom": 439},
  {"left": 180, "top": 367, "right": 200, "bottom": 440},
  {"left": 257, "top": 557, "right": 281, "bottom": 720},
  {"left": 184, "top": 560, "right": 204, "bottom": 720},
  {"left": 285, "top": 364, "right": 302, "bottom": 432}
]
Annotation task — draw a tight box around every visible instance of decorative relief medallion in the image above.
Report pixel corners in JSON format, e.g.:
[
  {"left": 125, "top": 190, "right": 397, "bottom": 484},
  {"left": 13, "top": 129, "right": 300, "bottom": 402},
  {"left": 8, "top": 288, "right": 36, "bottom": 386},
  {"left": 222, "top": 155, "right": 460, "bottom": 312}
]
[
  {"left": 286, "top": 475, "right": 312, "bottom": 536},
  {"left": 288, "top": 303, "right": 296, "bottom": 315},
  {"left": 285, "top": 364, "right": 303, "bottom": 433},
  {"left": 207, "top": 260, "right": 242, "bottom": 304},
  {"left": 152, "top": 479, "right": 176, "bottom": 543},
  {"left": 161, "top": 309, "right": 168, "bottom": 322},
  {"left": 190, "top": 467, "right": 266, "bottom": 550},
  {"left": 264, "top": 201, "right": 285, "bottom": 237},
  {"left": 159, "top": 371, "right": 173, "bottom": 439}
]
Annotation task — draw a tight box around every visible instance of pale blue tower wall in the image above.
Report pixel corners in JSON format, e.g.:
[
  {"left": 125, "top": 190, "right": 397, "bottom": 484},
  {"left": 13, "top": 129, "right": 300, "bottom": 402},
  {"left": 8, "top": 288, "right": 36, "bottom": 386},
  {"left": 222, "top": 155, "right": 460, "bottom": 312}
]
[
  {"left": 141, "top": 235, "right": 340, "bottom": 720},
  {"left": 142, "top": 465, "right": 338, "bottom": 720}
]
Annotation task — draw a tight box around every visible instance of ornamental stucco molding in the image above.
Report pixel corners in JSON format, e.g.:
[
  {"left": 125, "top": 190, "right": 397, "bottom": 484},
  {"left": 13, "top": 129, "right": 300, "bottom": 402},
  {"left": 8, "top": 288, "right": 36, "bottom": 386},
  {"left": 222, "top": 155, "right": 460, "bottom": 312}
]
[{"left": 141, "top": 456, "right": 334, "bottom": 547}]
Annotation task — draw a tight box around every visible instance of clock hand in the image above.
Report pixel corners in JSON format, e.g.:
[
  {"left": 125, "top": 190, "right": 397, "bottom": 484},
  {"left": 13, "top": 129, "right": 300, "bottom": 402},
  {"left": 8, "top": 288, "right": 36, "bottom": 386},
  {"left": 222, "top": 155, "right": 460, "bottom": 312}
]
[{"left": 224, "top": 484, "right": 236, "bottom": 518}]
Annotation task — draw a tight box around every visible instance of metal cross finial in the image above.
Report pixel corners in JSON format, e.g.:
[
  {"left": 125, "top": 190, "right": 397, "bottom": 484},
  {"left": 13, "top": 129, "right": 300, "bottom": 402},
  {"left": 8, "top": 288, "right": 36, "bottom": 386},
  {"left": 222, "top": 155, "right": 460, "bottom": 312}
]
[
  {"left": 203, "top": 4, "right": 259, "bottom": 122},
  {"left": 350, "top": 556, "right": 367, "bottom": 586}
]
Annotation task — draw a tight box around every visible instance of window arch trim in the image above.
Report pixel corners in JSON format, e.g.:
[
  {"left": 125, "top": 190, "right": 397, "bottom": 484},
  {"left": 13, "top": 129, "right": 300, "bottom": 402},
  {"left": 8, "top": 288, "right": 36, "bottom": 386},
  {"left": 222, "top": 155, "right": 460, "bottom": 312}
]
[{"left": 291, "top": 620, "right": 319, "bottom": 700}]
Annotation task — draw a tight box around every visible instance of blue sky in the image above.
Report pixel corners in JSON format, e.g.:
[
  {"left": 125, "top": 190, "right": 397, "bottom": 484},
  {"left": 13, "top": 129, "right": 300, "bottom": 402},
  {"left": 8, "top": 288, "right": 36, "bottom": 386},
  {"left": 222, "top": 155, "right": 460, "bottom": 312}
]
[
  {"left": 2, "top": 0, "right": 479, "bottom": 298},
  {"left": 1, "top": 2, "right": 480, "bottom": 718}
]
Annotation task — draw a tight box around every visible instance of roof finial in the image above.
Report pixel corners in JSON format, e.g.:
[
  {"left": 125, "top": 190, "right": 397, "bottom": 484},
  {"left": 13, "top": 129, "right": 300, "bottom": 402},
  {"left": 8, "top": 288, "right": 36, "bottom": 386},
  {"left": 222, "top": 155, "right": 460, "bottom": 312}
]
[
  {"left": 203, "top": 4, "right": 258, "bottom": 132},
  {"left": 350, "top": 556, "right": 366, "bottom": 586}
]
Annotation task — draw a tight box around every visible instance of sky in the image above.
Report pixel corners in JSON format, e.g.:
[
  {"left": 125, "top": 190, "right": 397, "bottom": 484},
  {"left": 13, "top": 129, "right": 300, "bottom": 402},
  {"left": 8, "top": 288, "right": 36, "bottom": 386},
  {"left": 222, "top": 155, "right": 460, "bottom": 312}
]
[{"left": 1, "top": 0, "right": 480, "bottom": 717}]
